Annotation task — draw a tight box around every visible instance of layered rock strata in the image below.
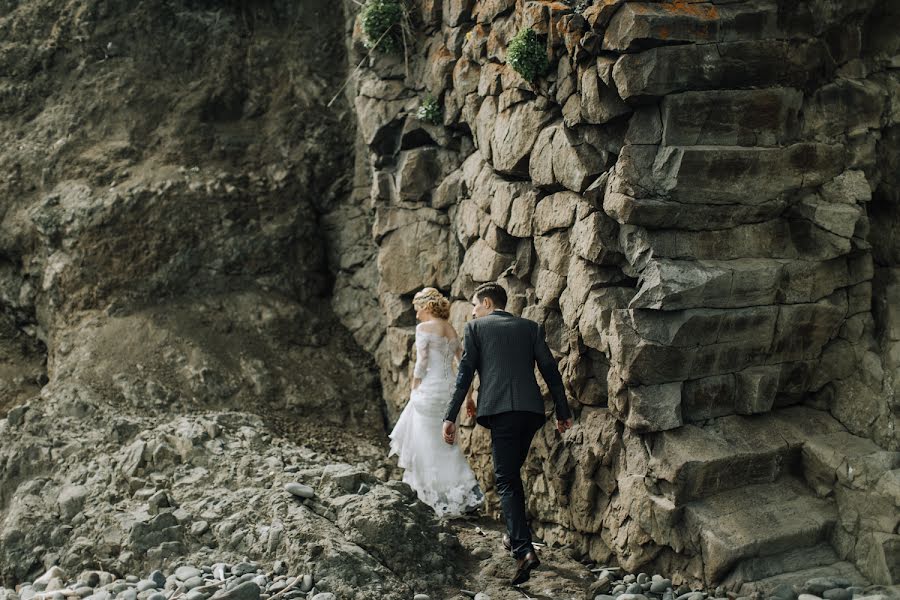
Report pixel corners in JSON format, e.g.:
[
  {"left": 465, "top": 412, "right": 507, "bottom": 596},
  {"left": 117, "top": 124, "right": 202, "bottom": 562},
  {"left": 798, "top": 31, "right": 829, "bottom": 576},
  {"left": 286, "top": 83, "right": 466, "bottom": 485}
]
[{"left": 330, "top": 0, "right": 900, "bottom": 588}]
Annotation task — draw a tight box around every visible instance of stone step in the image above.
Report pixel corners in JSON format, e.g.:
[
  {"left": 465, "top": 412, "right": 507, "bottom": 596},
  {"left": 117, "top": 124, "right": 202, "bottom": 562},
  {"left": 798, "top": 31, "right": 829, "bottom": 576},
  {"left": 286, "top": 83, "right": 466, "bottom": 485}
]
[
  {"left": 648, "top": 407, "right": 845, "bottom": 505},
  {"left": 612, "top": 39, "right": 835, "bottom": 101},
  {"left": 733, "top": 559, "right": 868, "bottom": 596},
  {"left": 683, "top": 476, "right": 838, "bottom": 583},
  {"left": 723, "top": 543, "right": 843, "bottom": 590},
  {"left": 603, "top": 1, "right": 785, "bottom": 53}
]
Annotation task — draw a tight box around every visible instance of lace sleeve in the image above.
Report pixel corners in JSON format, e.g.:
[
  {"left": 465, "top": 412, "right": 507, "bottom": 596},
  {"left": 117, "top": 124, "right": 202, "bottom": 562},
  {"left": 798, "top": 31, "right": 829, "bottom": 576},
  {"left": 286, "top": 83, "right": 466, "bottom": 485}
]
[{"left": 413, "top": 330, "right": 429, "bottom": 379}]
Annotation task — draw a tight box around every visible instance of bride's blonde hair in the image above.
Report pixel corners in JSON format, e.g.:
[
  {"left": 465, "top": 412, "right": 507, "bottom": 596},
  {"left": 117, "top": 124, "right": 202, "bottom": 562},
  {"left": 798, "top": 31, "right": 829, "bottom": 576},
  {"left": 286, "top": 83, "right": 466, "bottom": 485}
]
[{"left": 412, "top": 287, "right": 451, "bottom": 319}]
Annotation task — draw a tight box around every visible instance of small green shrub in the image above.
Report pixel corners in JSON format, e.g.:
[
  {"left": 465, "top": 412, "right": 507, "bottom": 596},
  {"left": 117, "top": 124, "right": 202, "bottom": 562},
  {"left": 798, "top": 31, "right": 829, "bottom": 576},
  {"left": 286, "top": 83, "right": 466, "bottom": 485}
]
[
  {"left": 417, "top": 96, "right": 442, "bottom": 125},
  {"left": 506, "top": 28, "right": 548, "bottom": 82},
  {"left": 361, "top": 0, "right": 405, "bottom": 54}
]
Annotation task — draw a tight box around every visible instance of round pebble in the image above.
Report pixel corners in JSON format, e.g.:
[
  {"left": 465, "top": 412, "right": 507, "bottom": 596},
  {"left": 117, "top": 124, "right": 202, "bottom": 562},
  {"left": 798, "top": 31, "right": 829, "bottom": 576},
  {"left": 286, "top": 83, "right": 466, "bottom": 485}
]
[
  {"left": 149, "top": 572, "right": 166, "bottom": 589},
  {"left": 231, "top": 563, "right": 259, "bottom": 577},
  {"left": 651, "top": 579, "right": 673, "bottom": 594},
  {"left": 175, "top": 567, "right": 202, "bottom": 582},
  {"left": 299, "top": 575, "right": 314, "bottom": 594},
  {"left": 823, "top": 590, "right": 851, "bottom": 600},
  {"left": 624, "top": 575, "right": 637, "bottom": 584},
  {"left": 75, "top": 588, "right": 94, "bottom": 598},
  {"left": 626, "top": 583, "right": 643, "bottom": 595},
  {"left": 637, "top": 574, "right": 649, "bottom": 585},
  {"left": 284, "top": 483, "right": 315, "bottom": 499},
  {"left": 183, "top": 577, "right": 204, "bottom": 591},
  {"left": 413, "top": 595, "right": 430, "bottom": 600},
  {"left": 147, "top": 594, "right": 166, "bottom": 600}
]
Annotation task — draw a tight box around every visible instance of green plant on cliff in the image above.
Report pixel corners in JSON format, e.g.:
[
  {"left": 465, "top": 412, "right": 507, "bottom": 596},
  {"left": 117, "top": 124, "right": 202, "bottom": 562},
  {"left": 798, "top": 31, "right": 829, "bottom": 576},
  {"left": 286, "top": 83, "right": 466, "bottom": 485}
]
[
  {"left": 416, "top": 95, "right": 442, "bottom": 125},
  {"left": 361, "top": 0, "right": 406, "bottom": 53},
  {"left": 506, "top": 28, "right": 548, "bottom": 82}
]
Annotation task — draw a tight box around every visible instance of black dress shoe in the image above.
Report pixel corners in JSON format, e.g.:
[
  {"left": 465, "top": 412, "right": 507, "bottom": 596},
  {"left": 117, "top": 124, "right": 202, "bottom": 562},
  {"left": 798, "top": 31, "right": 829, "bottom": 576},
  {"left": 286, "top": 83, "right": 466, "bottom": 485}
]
[
  {"left": 502, "top": 533, "right": 511, "bottom": 551},
  {"left": 511, "top": 551, "right": 540, "bottom": 585}
]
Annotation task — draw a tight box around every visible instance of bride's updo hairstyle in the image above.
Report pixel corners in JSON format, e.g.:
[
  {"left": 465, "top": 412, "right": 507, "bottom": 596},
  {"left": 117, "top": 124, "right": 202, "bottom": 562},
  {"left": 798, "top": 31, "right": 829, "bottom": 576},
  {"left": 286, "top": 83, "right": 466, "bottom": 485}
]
[{"left": 413, "top": 287, "right": 451, "bottom": 319}]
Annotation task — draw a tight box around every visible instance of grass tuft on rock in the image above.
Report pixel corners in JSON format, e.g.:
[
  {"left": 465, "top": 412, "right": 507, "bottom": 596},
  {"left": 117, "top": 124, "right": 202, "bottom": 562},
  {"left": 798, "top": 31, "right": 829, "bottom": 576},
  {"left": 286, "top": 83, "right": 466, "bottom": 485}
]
[
  {"left": 361, "top": 0, "right": 406, "bottom": 53},
  {"left": 506, "top": 28, "right": 549, "bottom": 82},
  {"left": 416, "top": 95, "right": 442, "bottom": 125}
]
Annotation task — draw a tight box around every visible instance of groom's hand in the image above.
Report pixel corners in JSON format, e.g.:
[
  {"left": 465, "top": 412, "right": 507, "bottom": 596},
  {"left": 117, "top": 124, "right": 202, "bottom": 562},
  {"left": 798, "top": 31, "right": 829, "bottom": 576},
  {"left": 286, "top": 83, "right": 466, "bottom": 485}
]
[
  {"left": 442, "top": 420, "right": 456, "bottom": 445},
  {"left": 556, "top": 418, "right": 573, "bottom": 434}
]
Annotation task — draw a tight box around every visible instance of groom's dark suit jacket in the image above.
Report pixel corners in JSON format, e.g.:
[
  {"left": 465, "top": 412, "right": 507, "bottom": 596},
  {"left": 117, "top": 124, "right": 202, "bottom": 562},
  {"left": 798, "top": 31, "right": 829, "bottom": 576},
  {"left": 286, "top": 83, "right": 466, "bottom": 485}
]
[{"left": 444, "top": 310, "right": 571, "bottom": 427}]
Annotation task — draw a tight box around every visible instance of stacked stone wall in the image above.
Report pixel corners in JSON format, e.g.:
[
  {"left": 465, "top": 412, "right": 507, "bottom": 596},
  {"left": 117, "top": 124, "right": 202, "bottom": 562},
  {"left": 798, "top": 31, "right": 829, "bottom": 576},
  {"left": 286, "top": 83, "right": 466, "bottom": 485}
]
[{"left": 328, "top": 0, "right": 900, "bottom": 586}]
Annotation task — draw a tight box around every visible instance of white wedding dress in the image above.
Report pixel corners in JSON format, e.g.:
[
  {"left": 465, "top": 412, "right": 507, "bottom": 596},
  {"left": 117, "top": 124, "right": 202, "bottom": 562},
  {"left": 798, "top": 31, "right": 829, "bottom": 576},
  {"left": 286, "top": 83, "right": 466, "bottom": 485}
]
[{"left": 389, "top": 326, "right": 484, "bottom": 516}]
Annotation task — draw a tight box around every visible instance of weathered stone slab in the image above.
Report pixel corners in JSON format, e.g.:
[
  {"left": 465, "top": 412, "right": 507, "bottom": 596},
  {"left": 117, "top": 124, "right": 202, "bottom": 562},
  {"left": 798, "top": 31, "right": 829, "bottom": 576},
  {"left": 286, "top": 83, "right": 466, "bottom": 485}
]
[
  {"left": 648, "top": 409, "right": 842, "bottom": 503},
  {"left": 395, "top": 147, "right": 456, "bottom": 202},
  {"left": 533, "top": 191, "right": 579, "bottom": 234},
  {"left": 534, "top": 268, "right": 566, "bottom": 307},
  {"left": 580, "top": 64, "right": 631, "bottom": 125},
  {"left": 452, "top": 57, "right": 481, "bottom": 96},
  {"left": 608, "top": 143, "right": 845, "bottom": 218},
  {"left": 377, "top": 213, "right": 459, "bottom": 294},
  {"left": 603, "top": 1, "right": 783, "bottom": 53},
  {"left": 604, "top": 2, "right": 719, "bottom": 51},
  {"left": 459, "top": 238, "right": 512, "bottom": 282},
  {"left": 661, "top": 89, "right": 803, "bottom": 147},
  {"left": 630, "top": 256, "right": 866, "bottom": 311},
  {"left": 604, "top": 189, "right": 788, "bottom": 230},
  {"left": 473, "top": 95, "right": 498, "bottom": 163},
  {"left": 618, "top": 219, "right": 854, "bottom": 262},
  {"left": 684, "top": 478, "right": 838, "bottom": 582},
  {"left": 803, "top": 431, "right": 900, "bottom": 495},
  {"left": 610, "top": 380, "right": 682, "bottom": 432},
  {"left": 608, "top": 295, "right": 845, "bottom": 385},
  {"left": 680, "top": 366, "right": 780, "bottom": 422},
  {"left": 571, "top": 209, "right": 620, "bottom": 264},
  {"left": 613, "top": 40, "right": 835, "bottom": 100},
  {"left": 791, "top": 194, "right": 863, "bottom": 239},
  {"left": 802, "top": 78, "right": 886, "bottom": 139},
  {"left": 506, "top": 187, "right": 539, "bottom": 237},
  {"left": 534, "top": 231, "right": 571, "bottom": 275},
  {"left": 651, "top": 144, "right": 845, "bottom": 205},
  {"left": 491, "top": 100, "right": 555, "bottom": 175},
  {"left": 530, "top": 122, "right": 612, "bottom": 192},
  {"left": 443, "top": 0, "right": 473, "bottom": 25}
]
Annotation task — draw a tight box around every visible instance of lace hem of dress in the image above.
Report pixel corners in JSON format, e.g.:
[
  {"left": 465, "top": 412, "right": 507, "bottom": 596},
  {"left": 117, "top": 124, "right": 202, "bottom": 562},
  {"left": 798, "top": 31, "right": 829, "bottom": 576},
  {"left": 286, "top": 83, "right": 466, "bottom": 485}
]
[{"left": 388, "top": 436, "right": 483, "bottom": 516}]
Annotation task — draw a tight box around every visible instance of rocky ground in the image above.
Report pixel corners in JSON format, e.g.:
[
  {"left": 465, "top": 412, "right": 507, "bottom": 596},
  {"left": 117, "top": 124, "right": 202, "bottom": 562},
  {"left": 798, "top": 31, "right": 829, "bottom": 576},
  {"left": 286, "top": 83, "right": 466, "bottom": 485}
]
[{"left": 2, "top": 397, "right": 898, "bottom": 600}]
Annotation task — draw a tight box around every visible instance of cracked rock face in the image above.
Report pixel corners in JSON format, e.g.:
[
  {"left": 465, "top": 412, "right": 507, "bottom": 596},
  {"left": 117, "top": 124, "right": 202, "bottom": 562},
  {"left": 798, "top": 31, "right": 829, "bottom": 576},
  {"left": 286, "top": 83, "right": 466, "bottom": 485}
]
[
  {"left": 0, "top": 403, "right": 459, "bottom": 598},
  {"left": 1, "top": 0, "right": 899, "bottom": 593},
  {"left": 328, "top": 0, "right": 900, "bottom": 588}
]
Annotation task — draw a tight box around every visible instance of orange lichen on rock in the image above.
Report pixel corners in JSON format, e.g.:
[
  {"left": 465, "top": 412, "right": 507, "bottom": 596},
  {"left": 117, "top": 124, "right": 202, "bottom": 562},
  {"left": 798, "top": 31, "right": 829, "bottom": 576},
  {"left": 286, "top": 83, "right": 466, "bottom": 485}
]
[{"left": 664, "top": 0, "right": 719, "bottom": 19}]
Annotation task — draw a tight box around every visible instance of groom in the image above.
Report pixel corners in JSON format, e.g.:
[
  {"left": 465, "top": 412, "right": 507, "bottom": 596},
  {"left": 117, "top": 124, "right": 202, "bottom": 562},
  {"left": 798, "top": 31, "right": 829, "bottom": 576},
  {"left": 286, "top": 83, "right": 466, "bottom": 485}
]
[{"left": 442, "top": 282, "right": 573, "bottom": 585}]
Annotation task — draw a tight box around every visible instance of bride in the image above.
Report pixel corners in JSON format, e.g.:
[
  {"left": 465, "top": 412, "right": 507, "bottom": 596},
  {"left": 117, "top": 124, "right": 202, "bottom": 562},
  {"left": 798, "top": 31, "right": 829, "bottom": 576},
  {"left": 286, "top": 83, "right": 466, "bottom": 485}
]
[{"left": 389, "top": 287, "right": 484, "bottom": 516}]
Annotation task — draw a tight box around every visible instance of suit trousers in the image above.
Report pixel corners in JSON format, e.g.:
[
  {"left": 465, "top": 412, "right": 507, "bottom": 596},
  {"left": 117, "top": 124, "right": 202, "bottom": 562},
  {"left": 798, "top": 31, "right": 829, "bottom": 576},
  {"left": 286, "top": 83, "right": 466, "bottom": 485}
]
[{"left": 487, "top": 410, "right": 546, "bottom": 559}]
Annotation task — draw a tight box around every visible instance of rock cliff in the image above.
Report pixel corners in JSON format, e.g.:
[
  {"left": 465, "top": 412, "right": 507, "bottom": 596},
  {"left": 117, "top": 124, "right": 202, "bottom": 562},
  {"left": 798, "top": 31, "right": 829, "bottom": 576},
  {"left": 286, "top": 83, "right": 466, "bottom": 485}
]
[
  {"left": 328, "top": 0, "right": 900, "bottom": 590},
  {"left": 0, "top": 0, "right": 898, "bottom": 594}
]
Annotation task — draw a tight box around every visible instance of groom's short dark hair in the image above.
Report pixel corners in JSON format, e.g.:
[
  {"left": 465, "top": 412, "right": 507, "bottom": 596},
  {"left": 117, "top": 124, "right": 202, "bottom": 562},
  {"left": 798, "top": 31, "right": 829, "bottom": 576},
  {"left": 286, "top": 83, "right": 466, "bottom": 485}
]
[{"left": 474, "top": 282, "right": 507, "bottom": 309}]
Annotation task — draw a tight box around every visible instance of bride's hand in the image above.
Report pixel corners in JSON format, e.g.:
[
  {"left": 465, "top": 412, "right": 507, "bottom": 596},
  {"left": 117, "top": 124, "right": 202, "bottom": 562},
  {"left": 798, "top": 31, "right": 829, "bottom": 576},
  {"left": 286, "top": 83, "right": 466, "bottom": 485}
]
[
  {"left": 465, "top": 398, "right": 476, "bottom": 418},
  {"left": 442, "top": 420, "right": 456, "bottom": 445}
]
